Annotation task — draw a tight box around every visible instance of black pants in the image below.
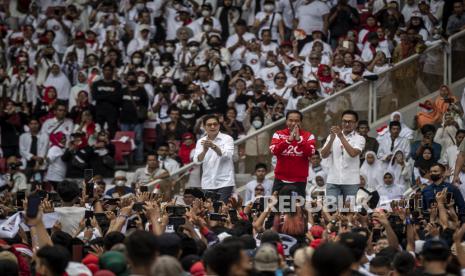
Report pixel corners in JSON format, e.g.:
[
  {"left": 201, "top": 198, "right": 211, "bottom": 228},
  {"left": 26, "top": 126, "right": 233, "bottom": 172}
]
[{"left": 272, "top": 178, "right": 306, "bottom": 198}]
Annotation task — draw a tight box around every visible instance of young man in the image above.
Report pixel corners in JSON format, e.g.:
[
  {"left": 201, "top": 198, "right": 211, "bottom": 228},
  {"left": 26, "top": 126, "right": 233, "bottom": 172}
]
[
  {"left": 269, "top": 110, "right": 316, "bottom": 198},
  {"left": 357, "top": 120, "right": 378, "bottom": 163},
  {"left": 321, "top": 110, "right": 365, "bottom": 201},
  {"left": 193, "top": 114, "right": 235, "bottom": 202},
  {"left": 377, "top": 121, "right": 410, "bottom": 164},
  {"left": 244, "top": 163, "right": 273, "bottom": 204}
]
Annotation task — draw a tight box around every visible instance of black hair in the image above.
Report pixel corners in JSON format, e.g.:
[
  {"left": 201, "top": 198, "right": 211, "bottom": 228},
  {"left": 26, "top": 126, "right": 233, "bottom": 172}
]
[
  {"left": 430, "top": 163, "right": 446, "bottom": 172},
  {"left": 102, "top": 63, "right": 114, "bottom": 71},
  {"left": 341, "top": 110, "right": 359, "bottom": 122},
  {"left": 421, "top": 124, "right": 436, "bottom": 135},
  {"left": 392, "top": 251, "right": 415, "bottom": 274},
  {"left": 285, "top": 110, "right": 303, "bottom": 121},
  {"left": 57, "top": 180, "right": 80, "bottom": 203},
  {"left": 202, "top": 114, "right": 220, "bottom": 125},
  {"left": 370, "top": 256, "right": 391, "bottom": 269},
  {"left": 339, "top": 232, "right": 367, "bottom": 262},
  {"left": 157, "top": 142, "right": 170, "bottom": 150},
  {"left": 312, "top": 243, "right": 354, "bottom": 276},
  {"left": 389, "top": 121, "right": 402, "bottom": 129},
  {"left": 0, "top": 259, "right": 18, "bottom": 276},
  {"left": 125, "top": 230, "right": 159, "bottom": 267},
  {"left": 239, "top": 234, "right": 257, "bottom": 250},
  {"left": 358, "top": 120, "right": 369, "bottom": 127},
  {"left": 103, "top": 231, "right": 126, "bottom": 251},
  {"left": 204, "top": 241, "right": 244, "bottom": 276},
  {"left": 255, "top": 163, "right": 267, "bottom": 171},
  {"left": 51, "top": 231, "right": 73, "bottom": 253},
  {"left": 126, "top": 70, "right": 137, "bottom": 78},
  {"left": 457, "top": 129, "right": 465, "bottom": 136},
  {"left": 235, "top": 19, "right": 247, "bottom": 26},
  {"left": 36, "top": 245, "right": 70, "bottom": 276},
  {"left": 197, "top": 64, "right": 211, "bottom": 73},
  {"left": 230, "top": 220, "right": 253, "bottom": 236},
  {"left": 167, "top": 105, "right": 180, "bottom": 115}
]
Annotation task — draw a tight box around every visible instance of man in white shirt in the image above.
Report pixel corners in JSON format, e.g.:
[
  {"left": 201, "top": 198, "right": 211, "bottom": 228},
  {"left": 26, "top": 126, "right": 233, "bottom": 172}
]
[
  {"left": 295, "top": 0, "right": 330, "bottom": 37},
  {"left": 132, "top": 153, "right": 169, "bottom": 187},
  {"left": 244, "top": 163, "right": 273, "bottom": 204},
  {"left": 193, "top": 114, "right": 235, "bottom": 202},
  {"left": 157, "top": 143, "right": 180, "bottom": 175},
  {"left": 55, "top": 180, "right": 86, "bottom": 235},
  {"left": 377, "top": 121, "right": 411, "bottom": 164},
  {"left": 226, "top": 20, "right": 257, "bottom": 72},
  {"left": 41, "top": 103, "right": 74, "bottom": 139},
  {"left": 321, "top": 110, "right": 365, "bottom": 202},
  {"left": 19, "top": 118, "right": 48, "bottom": 177}
]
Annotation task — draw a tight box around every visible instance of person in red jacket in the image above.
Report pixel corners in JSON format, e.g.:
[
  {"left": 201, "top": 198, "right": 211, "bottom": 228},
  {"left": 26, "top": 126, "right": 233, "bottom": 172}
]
[{"left": 270, "top": 110, "right": 316, "bottom": 197}]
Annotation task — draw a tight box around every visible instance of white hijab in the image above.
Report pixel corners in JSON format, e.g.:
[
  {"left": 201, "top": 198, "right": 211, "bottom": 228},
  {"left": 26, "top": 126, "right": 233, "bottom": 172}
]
[
  {"left": 377, "top": 111, "right": 414, "bottom": 141},
  {"left": 387, "top": 150, "right": 411, "bottom": 190},
  {"left": 360, "top": 151, "right": 384, "bottom": 191}
]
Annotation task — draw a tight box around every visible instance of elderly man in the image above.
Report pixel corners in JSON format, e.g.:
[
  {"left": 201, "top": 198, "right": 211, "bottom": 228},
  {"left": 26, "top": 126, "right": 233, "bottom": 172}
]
[{"left": 105, "top": 171, "right": 135, "bottom": 199}]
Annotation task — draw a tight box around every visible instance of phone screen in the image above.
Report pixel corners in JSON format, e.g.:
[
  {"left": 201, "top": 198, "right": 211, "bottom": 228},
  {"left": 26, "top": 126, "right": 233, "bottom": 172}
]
[
  {"left": 26, "top": 195, "right": 41, "bottom": 218},
  {"left": 84, "top": 169, "right": 93, "bottom": 183},
  {"left": 16, "top": 191, "right": 26, "bottom": 207}
]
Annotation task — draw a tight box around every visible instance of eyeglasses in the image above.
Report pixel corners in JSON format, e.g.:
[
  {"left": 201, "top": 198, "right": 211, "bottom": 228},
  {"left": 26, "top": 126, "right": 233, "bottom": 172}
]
[
  {"left": 206, "top": 122, "right": 219, "bottom": 127},
  {"left": 342, "top": 120, "right": 356, "bottom": 125}
]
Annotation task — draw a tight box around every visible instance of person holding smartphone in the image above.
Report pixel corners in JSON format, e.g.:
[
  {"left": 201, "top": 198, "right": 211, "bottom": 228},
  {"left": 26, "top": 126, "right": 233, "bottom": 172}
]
[{"left": 269, "top": 110, "right": 315, "bottom": 198}]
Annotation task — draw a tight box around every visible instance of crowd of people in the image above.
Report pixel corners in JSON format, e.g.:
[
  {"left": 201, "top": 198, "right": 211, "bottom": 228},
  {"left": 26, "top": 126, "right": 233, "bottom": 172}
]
[{"left": 0, "top": 0, "right": 465, "bottom": 275}]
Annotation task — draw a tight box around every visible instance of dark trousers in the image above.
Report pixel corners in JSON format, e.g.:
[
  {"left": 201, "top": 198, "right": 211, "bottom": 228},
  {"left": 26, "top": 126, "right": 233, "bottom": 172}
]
[
  {"left": 203, "top": 186, "right": 234, "bottom": 203},
  {"left": 272, "top": 178, "right": 306, "bottom": 198}
]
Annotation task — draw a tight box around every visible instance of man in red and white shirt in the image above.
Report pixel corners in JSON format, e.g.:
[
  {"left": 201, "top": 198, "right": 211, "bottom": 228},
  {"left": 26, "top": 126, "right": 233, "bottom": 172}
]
[{"left": 270, "top": 110, "right": 316, "bottom": 197}]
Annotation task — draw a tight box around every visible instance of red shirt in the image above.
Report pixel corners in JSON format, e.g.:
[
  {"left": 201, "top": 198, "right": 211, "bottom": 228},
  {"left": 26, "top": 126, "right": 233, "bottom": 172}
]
[{"left": 270, "top": 128, "right": 316, "bottom": 182}]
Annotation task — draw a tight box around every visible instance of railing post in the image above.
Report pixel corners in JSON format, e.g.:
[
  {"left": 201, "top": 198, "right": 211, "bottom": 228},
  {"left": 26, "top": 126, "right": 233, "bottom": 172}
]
[
  {"left": 445, "top": 40, "right": 451, "bottom": 86},
  {"left": 369, "top": 81, "right": 376, "bottom": 124}
]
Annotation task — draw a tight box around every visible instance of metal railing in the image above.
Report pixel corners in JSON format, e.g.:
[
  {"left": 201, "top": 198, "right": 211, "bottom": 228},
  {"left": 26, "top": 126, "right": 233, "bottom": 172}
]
[{"left": 165, "top": 29, "right": 465, "bottom": 189}]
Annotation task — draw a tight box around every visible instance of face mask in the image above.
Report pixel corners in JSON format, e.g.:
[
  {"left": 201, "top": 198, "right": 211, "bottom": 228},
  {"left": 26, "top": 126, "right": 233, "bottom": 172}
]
[
  {"left": 162, "top": 61, "right": 171, "bottom": 67},
  {"left": 165, "top": 46, "right": 175, "bottom": 53},
  {"left": 189, "top": 46, "right": 199, "bottom": 53},
  {"left": 264, "top": 4, "right": 275, "bottom": 12},
  {"left": 252, "top": 120, "right": 263, "bottom": 129},
  {"left": 132, "top": 58, "right": 142, "bottom": 64},
  {"left": 201, "top": 10, "right": 210, "bottom": 17},
  {"left": 115, "top": 180, "right": 126, "bottom": 187},
  {"left": 203, "top": 25, "right": 212, "bottom": 32},
  {"left": 135, "top": 3, "right": 145, "bottom": 10},
  {"left": 128, "top": 79, "right": 137, "bottom": 86},
  {"left": 307, "top": 88, "right": 318, "bottom": 94},
  {"left": 430, "top": 174, "right": 442, "bottom": 182},
  {"left": 266, "top": 60, "right": 275, "bottom": 67},
  {"left": 138, "top": 76, "right": 146, "bottom": 83}
]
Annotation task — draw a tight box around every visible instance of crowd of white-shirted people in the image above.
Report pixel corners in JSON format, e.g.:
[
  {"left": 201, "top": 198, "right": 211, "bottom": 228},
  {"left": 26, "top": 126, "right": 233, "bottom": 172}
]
[{"left": 0, "top": 0, "right": 465, "bottom": 275}]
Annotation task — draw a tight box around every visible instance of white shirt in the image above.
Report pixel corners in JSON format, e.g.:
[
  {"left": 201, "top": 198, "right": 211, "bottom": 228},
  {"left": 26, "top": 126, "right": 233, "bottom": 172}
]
[
  {"left": 378, "top": 184, "right": 404, "bottom": 201},
  {"left": 377, "top": 136, "right": 411, "bottom": 162},
  {"left": 42, "top": 117, "right": 74, "bottom": 138},
  {"left": 19, "top": 132, "right": 49, "bottom": 162},
  {"left": 296, "top": 0, "right": 330, "bottom": 34},
  {"left": 194, "top": 80, "right": 221, "bottom": 98},
  {"left": 159, "top": 157, "right": 180, "bottom": 175},
  {"left": 193, "top": 132, "right": 235, "bottom": 190},
  {"left": 55, "top": 206, "right": 86, "bottom": 235},
  {"left": 439, "top": 145, "right": 459, "bottom": 177},
  {"left": 45, "top": 145, "right": 66, "bottom": 182},
  {"left": 323, "top": 131, "right": 366, "bottom": 184},
  {"left": 244, "top": 179, "right": 273, "bottom": 204}
]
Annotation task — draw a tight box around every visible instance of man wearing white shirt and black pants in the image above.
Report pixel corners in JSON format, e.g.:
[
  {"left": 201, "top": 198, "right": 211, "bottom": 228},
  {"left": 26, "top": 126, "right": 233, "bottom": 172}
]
[
  {"left": 194, "top": 114, "right": 235, "bottom": 202},
  {"left": 321, "top": 110, "right": 365, "bottom": 202}
]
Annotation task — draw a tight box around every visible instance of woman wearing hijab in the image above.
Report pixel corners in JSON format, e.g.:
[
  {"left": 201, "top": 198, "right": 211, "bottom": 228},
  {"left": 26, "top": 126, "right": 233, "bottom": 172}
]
[
  {"left": 360, "top": 151, "right": 384, "bottom": 191},
  {"left": 434, "top": 112, "right": 461, "bottom": 158},
  {"left": 43, "top": 64, "right": 71, "bottom": 103},
  {"left": 73, "top": 110, "right": 101, "bottom": 146},
  {"left": 378, "top": 172, "right": 404, "bottom": 201},
  {"left": 68, "top": 70, "right": 91, "bottom": 111},
  {"left": 387, "top": 150, "right": 414, "bottom": 191},
  {"left": 377, "top": 111, "right": 414, "bottom": 141},
  {"left": 45, "top": 131, "right": 67, "bottom": 191},
  {"left": 308, "top": 170, "right": 327, "bottom": 199},
  {"left": 413, "top": 146, "right": 436, "bottom": 181},
  {"left": 33, "top": 86, "right": 58, "bottom": 123},
  {"left": 435, "top": 85, "right": 462, "bottom": 119}
]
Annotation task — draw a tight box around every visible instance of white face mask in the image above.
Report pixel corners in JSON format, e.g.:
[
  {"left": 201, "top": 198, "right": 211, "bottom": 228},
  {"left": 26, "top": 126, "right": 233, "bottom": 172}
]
[
  {"left": 138, "top": 76, "right": 146, "bottom": 83},
  {"left": 266, "top": 60, "right": 275, "bottom": 67},
  {"left": 189, "top": 46, "right": 199, "bottom": 53},
  {"left": 165, "top": 46, "right": 175, "bottom": 53},
  {"left": 115, "top": 180, "right": 126, "bottom": 187},
  {"left": 264, "top": 4, "right": 275, "bottom": 12},
  {"left": 132, "top": 58, "right": 142, "bottom": 64},
  {"left": 203, "top": 25, "right": 212, "bottom": 32},
  {"left": 135, "top": 3, "right": 145, "bottom": 10},
  {"left": 201, "top": 10, "right": 210, "bottom": 17},
  {"left": 162, "top": 61, "right": 171, "bottom": 67},
  {"left": 252, "top": 120, "right": 263, "bottom": 129}
]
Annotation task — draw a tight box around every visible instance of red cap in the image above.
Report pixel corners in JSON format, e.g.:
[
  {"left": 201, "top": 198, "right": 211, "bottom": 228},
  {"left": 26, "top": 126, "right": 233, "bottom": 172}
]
[
  {"left": 75, "top": 31, "right": 85, "bottom": 39},
  {"left": 310, "top": 225, "right": 324, "bottom": 239}
]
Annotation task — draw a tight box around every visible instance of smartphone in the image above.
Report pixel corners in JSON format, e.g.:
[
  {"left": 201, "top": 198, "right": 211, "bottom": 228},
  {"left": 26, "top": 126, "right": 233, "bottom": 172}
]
[
  {"left": 86, "top": 182, "right": 94, "bottom": 198},
  {"left": 132, "top": 202, "right": 144, "bottom": 212},
  {"left": 105, "top": 198, "right": 120, "bottom": 205},
  {"left": 446, "top": 192, "right": 453, "bottom": 204},
  {"left": 372, "top": 228, "right": 381, "bottom": 242},
  {"left": 205, "top": 191, "right": 220, "bottom": 202},
  {"left": 168, "top": 216, "right": 186, "bottom": 227},
  {"left": 140, "top": 186, "right": 148, "bottom": 193},
  {"left": 16, "top": 191, "right": 25, "bottom": 207},
  {"left": 72, "top": 244, "right": 83, "bottom": 262},
  {"left": 26, "top": 195, "right": 41, "bottom": 218},
  {"left": 408, "top": 198, "right": 415, "bottom": 211},
  {"left": 84, "top": 169, "right": 93, "bottom": 182},
  {"left": 166, "top": 206, "right": 187, "bottom": 217},
  {"left": 213, "top": 201, "right": 223, "bottom": 213},
  {"left": 85, "top": 210, "right": 94, "bottom": 219},
  {"left": 209, "top": 213, "right": 226, "bottom": 221},
  {"left": 229, "top": 209, "right": 238, "bottom": 223}
]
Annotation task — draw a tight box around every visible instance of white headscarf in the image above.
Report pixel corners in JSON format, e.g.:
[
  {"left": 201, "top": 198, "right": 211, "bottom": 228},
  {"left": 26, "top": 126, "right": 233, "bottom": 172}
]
[
  {"left": 390, "top": 111, "right": 414, "bottom": 140},
  {"left": 360, "top": 151, "right": 384, "bottom": 191},
  {"left": 387, "top": 150, "right": 412, "bottom": 190}
]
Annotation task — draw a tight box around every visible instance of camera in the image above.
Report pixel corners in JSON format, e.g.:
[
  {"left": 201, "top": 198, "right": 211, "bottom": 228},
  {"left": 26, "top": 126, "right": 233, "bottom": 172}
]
[{"left": 8, "top": 162, "right": 21, "bottom": 170}]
